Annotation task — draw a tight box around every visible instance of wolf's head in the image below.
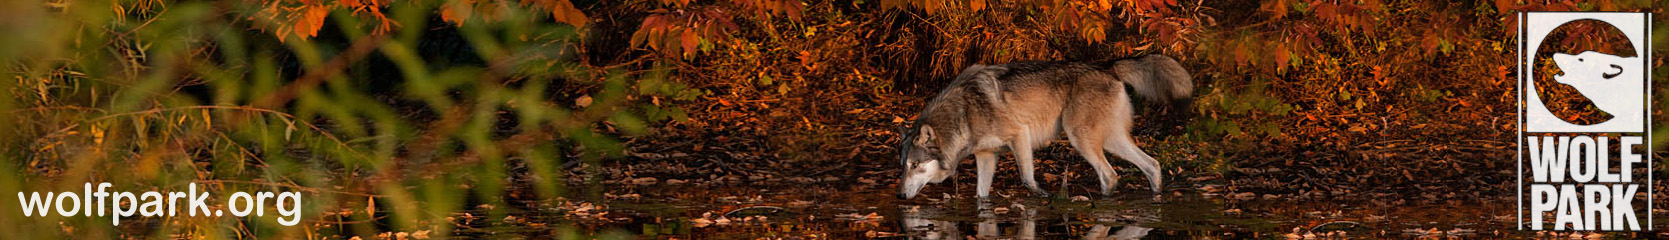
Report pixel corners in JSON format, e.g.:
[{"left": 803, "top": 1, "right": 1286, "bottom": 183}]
[
  {"left": 898, "top": 125, "right": 953, "bottom": 199},
  {"left": 1551, "top": 51, "right": 1641, "bottom": 115}
]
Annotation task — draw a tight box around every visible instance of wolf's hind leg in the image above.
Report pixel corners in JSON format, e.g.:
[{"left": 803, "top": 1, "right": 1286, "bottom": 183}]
[
  {"left": 1011, "top": 140, "right": 1050, "bottom": 197},
  {"left": 975, "top": 151, "right": 998, "bottom": 198},
  {"left": 1064, "top": 117, "right": 1119, "bottom": 196},
  {"left": 1065, "top": 84, "right": 1127, "bottom": 196},
  {"left": 1103, "top": 90, "right": 1164, "bottom": 193},
  {"left": 1105, "top": 132, "right": 1163, "bottom": 193},
  {"left": 1069, "top": 136, "right": 1119, "bottom": 196}
]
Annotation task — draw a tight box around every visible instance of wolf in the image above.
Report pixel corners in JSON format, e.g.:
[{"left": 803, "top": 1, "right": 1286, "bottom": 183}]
[{"left": 897, "top": 55, "right": 1193, "bottom": 199}]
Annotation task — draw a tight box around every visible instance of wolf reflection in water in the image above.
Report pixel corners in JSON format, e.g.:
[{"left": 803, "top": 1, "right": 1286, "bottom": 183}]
[{"left": 899, "top": 202, "right": 1153, "bottom": 240}]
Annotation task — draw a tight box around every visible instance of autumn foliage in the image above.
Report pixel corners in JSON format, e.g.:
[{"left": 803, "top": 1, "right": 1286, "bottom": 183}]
[
  {"left": 232, "top": 0, "right": 1666, "bottom": 193},
  {"left": 3, "top": 0, "right": 1668, "bottom": 238}
]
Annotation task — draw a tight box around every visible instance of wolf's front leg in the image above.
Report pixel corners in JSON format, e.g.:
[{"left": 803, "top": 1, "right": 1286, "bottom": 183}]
[{"left": 974, "top": 151, "right": 998, "bottom": 198}]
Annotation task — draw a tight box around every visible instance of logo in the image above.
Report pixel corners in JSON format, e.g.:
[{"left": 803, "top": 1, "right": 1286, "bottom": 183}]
[{"left": 1517, "top": 12, "right": 1652, "bottom": 231}]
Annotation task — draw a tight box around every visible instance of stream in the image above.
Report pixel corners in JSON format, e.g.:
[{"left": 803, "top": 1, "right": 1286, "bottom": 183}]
[{"left": 439, "top": 181, "right": 1563, "bottom": 239}]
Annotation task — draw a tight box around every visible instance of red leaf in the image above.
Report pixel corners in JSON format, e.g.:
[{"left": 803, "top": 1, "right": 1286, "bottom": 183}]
[{"left": 679, "top": 30, "right": 698, "bottom": 57}]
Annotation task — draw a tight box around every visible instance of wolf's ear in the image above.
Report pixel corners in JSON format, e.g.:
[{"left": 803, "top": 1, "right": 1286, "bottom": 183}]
[{"left": 915, "top": 126, "right": 935, "bottom": 147}]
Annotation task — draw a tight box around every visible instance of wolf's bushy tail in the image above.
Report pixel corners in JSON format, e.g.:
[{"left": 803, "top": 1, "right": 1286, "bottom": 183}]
[{"left": 1110, "top": 55, "right": 1194, "bottom": 104}]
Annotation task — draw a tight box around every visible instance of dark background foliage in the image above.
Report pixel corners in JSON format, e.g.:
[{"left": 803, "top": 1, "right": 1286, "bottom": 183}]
[{"left": 1, "top": 0, "right": 1665, "bottom": 238}]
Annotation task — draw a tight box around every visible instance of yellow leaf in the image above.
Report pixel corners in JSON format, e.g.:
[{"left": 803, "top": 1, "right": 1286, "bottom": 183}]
[{"left": 92, "top": 126, "right": 104, "bottom": 145}]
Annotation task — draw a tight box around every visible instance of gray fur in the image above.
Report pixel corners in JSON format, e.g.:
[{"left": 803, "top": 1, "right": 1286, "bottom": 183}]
[
  {"left": 898, "top": 55, "right": 1193, "bottom": 199},
  {"left": 1112, "top": 55, "right": 1194, "bottom": 104}
]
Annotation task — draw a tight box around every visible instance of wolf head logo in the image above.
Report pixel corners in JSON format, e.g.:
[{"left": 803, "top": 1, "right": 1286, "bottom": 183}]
[{"left": 1550, "top": 50, "right": 1643, "bottom": 123}]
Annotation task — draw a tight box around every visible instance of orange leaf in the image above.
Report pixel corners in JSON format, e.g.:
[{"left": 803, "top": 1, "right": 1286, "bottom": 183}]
[
  {"left": 1372, "top": 66, "right": 1386, "bottom": 85},
  {"left": 440, "top": 3, "right": 468, "bottom": 26},
  {"left": 1495, "top": 66, "right": 1510, "bottom": 82},
  {"left": 1274, "top": 44, "right": 1290, "bottom": 71},
  {"left": 293, "top": 5, "right": 330, "bottom": 40},
  {"left": 1259, "top": 0, "right": 1288, "bottom": 19},
  {"left": 549, "top": 0, "right": 588, "bottom": 27},
  {"left": 1232, "top": 43, "right": 1250, "bottom": 66},
  {"left": 1493, "top": 0, "right": 1516, "bottom": 13}
]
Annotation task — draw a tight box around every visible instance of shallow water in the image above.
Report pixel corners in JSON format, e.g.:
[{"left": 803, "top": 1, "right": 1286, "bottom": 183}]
[{"left": 437, "top": 181, "right": 1605, "bottom": 239}]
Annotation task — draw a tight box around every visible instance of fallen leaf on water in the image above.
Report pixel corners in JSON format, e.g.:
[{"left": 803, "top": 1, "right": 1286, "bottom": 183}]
[
  {"left": 834, "top": 212, "right": 884, "bottom": 222},
  {"left": 575, "top": 95, "right": 593, "bottom": 108},
  {"left": 604, "top": 193, "right": 641, "bottom": 200},
  {"left": 367, "top": 197, "right": 376, "bottom": 217},
  {"left": 865, "top": 230, "right": 898, "bottom": 238},
  {"left": 713, "top": 216, "right": 732, "bottom": 225},
  {"left": 691, "top": 218, "right": 713, "bottom": 228},
  {"left": 577, "top": 203, "right": 597, "bottom": 213},
  {"left": 1200, "top": 184, "right": 1223, "bottom": 193}
]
